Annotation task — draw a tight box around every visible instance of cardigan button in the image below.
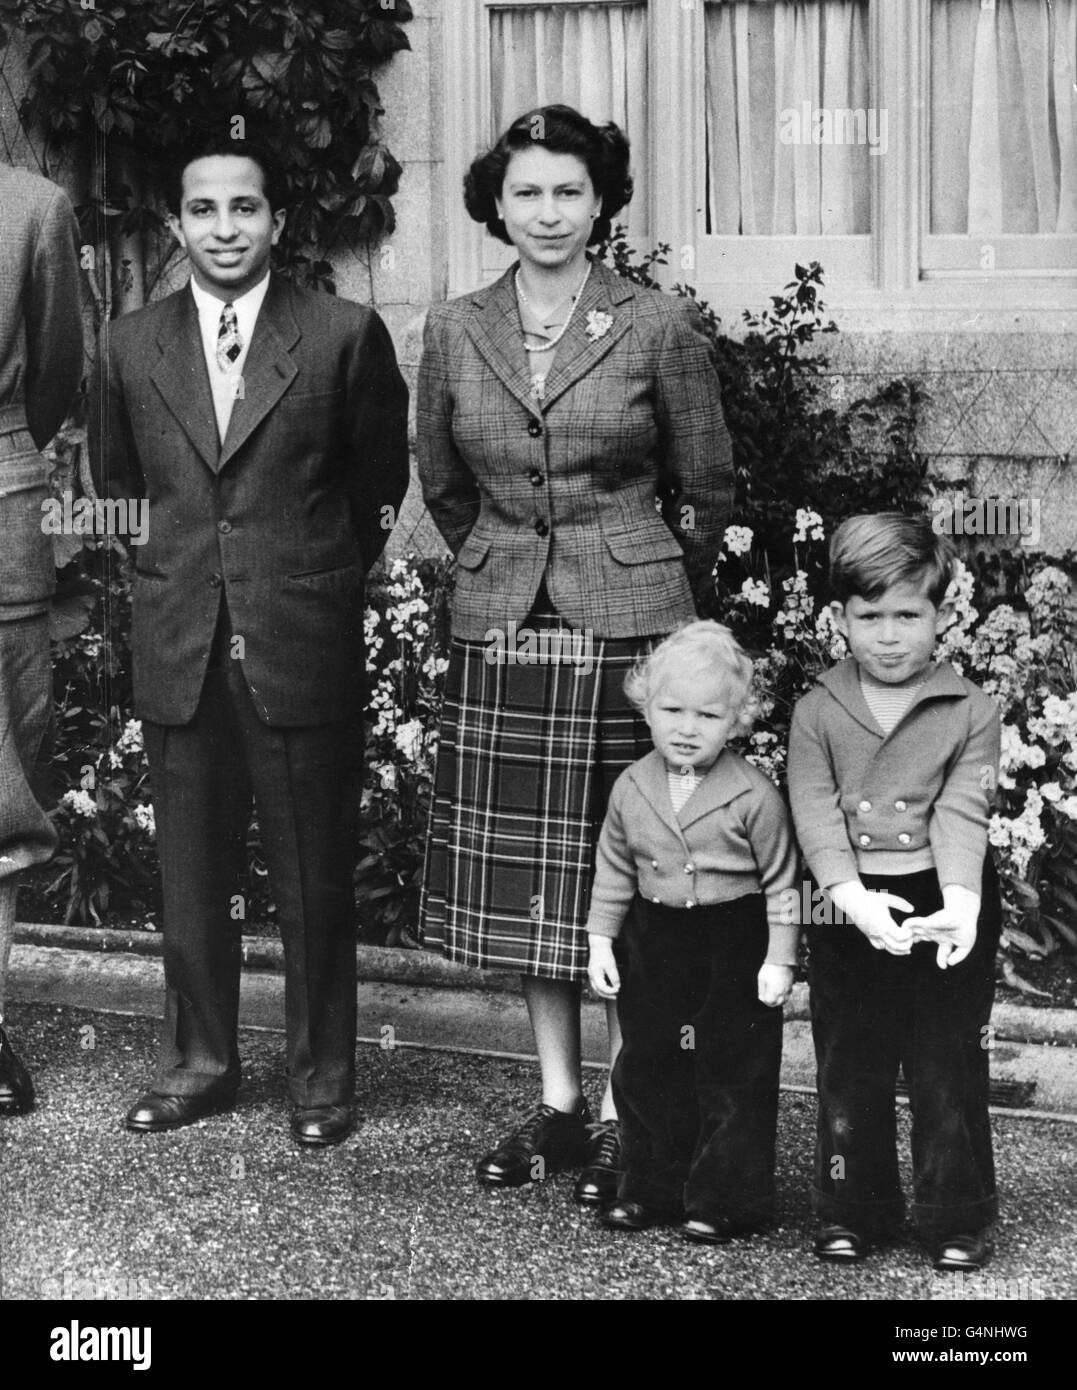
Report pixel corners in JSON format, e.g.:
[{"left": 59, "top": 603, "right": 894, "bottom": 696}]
[
  {"left": 684, "top": 864, "right": 694, "bottom": 873},
  {"left": 685, "top": 900, "right": 696, "bottom": 908},
  {"left": 651, "top": 860, "right": 659, "bottom": 870},
  {"left": 859, "top": 834, "right": 872, "bottom": 846},
  {"left": 652, "top": 896, "right": 661, "bottom": 904},
  {"left": 898, "top": 833, "right": 912, "bottom": 845},
  {"left": 858, "top": 799, "right": 872, "bottom": 813},
  {"left": 894, "top": 799, "right": 908, "bottom": 812}
]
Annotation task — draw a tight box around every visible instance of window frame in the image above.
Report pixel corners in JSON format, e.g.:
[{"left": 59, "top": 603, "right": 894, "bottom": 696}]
[{"left": 444, "top": 0, "right": 1077, "bottom": 325}]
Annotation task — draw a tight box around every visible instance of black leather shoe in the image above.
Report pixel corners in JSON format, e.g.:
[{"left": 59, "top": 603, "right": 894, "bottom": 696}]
[
  {"left": 573, "top": 1119, "right": 621, "bottom": 1206},
  {"left": 682, "top": 1217, "right": 740, "bottom": 1245},
  {"left": 933, "top": 1233, "right": 989, "bottom": 1272},
  {"left": 290, "top": 1104, "right": 353, "bottom": 1148},
  {"left": 0, "top": 1024, "right": 34, "bottom": 1115},
  {"left": 476, "top": 1101, "right": 591, "bottom": 1187},
  {"left": 125, "top": 1089, "right": 235, "bottom": 1133},
  {"left": 601, "top": 1201, "right": 660, "bottom": 1232},
  {"left": 814, "top": 1223, "right": 867, "bottom": 1261}
]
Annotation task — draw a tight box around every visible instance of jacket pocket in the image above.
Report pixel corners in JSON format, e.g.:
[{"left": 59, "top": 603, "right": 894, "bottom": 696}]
[
  {"left": 603, "top": 523, "right": 685, "bottom": 565},
  {"left": 284, "top": 561, "right": 362, "bottom": 591},
  {"left": 455, "top": 530, "right": 493, "bottom": 571}
]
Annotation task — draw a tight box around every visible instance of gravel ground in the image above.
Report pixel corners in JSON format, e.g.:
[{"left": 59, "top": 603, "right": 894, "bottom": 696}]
[{"left": 1, "top": 1001, "right": 1075, "bottom": 1303}]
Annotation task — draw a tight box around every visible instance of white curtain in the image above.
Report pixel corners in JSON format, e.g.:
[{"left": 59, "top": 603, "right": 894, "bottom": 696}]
[
  {"left": 489, "top": 3, "right": 649, "bottom": 238},
  {"left": 704, "top": 0, "right": 871, "bottom": 236},
  {"left": 931, "top": 0, "right": 1077, "bottom": 234}
]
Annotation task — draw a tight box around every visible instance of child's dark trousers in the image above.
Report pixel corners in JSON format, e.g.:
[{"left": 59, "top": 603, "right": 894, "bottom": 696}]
[
  {"left": 808, "top": 863, "right": 1001, "bottom": 1244},
  {"left": 612, "top": 893, "right": 783, "bottom": 1225}
]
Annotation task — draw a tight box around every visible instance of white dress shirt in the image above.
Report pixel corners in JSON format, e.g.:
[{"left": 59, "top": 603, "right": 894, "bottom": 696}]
[{"left": 190, "top": 271, "right": 271, "bottom": 441}]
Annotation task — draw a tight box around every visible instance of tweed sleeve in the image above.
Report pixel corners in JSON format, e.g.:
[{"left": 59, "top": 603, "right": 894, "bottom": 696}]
[
  {"left": 741, "top": 777, "right": 801, "bottom": 963},
  {"left": 417, "top": 306, "right": 481, "bottom": 556},
  {"left": 653, "top": 299, "right": 733, "bottom": 604},
  {"left": 585, "top": 779, "right": 638, "bottom": 940},
  {"left": 929, "top": 691, "right": 1000, "bottom": 893},
  {"left": 26, "top": 184, "right": 83, "bottom": 450},
  {"left": 787, "top": 692, "right": 860, "bottom": 891}
]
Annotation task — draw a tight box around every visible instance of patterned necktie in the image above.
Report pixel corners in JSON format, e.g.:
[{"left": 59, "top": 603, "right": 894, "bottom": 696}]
[{"left": 216, "top": 302, "right": 242, "bottom": 373}]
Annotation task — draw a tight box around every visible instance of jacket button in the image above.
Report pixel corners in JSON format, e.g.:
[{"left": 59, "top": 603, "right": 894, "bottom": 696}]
[
  {"left": 209, "top": 573, "right": 222, "bottom": 588},
  {"left": 858, "top": 799, "right": 872, "bottom": 812},
  {"left": 217, "top": 519, "right": 232, "bottom": 534},
  {"left": 894, "top": 799, "right": 908, "bottom": 812},
  {"left": 684, "top": 864, "right": 694, "bottom": 873},
  {"left": 685, "top": 900, "right": 695, "bottom": 908},
  {"left": 898, "top": 833, "right": 911, "bottom": 845},
  {"left": 535, "top": 520, "right": 550, "bottom": 537},
  {"left": 652, "top": 896, "right": 661, "bottom": 903},
  {"left": 859, "top": 834, "right": 871, "bottom": 846},
  {"left": 528, "top": 420, "right": 542, "bottom": 437},
  {"left": 651, "top": 860, "right": 659, "bottom": 869},
  {"left": 529, "top": 469, "right": 545, "bottom": 486}
]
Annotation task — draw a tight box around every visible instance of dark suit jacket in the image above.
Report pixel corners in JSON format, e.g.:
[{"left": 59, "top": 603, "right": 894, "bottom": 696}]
[
  {"left": 91, "top": 273, "right": 409, "bottom": 726},
  {"left": 418, "top": 258, "right": 733, "bottom": 640}
]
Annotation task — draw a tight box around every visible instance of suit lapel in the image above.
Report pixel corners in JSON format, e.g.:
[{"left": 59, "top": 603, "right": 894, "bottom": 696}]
[
  {"left": 463, "top": 268, "right": 540, "bottom": 418},
  {"left": 218, "top": 275, "right": 300, "bottom": 471},
  {"left": 677, "top": 749, "right": 754, "bottom": 831},
  {"left": 629, "top": 751, "right": 690, "bottom": 844},
  {"left": 150, "top": 291, "right": 219, "bottom": 472},
  {"left": 536, "top": 260, "right": 634, "bottom": 411}
]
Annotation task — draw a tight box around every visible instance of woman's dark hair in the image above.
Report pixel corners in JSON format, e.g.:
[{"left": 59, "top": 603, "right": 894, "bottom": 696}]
[
  {"left": 165, "top": 136, "right": 287, "bottom": 217},
  {"left": 464, "top": 104, "right": 633, "bottom": 245}
]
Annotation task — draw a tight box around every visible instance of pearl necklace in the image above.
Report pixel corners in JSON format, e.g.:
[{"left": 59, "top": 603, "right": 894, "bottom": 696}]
[{"left": 515, "top": 261, "right": 592, "bottom": 353}]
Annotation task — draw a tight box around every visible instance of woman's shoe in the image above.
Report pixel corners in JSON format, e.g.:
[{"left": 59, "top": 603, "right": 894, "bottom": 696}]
[
  {"left": 573, "top": 1119, "right": 621, "bottom": 1206},
  {"left": 475, "top": 1101, "right": 592, "bottom": 1187},
  {"left": 813, "top": 1223, "right": 867, "bottom": 1261},
  {"left": 0, "top": 1024, "right": 34, "bottom": 1115}
]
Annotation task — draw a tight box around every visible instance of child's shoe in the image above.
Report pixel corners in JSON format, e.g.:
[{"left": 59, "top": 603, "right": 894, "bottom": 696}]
[
  {"left": 932, "top": 1232, "right": 990, "bottom": 1272},
  {"left": 813, "top": 1223, "right": 867, "bottom": 1261},
  {"left": 573, "top": 1119, "right": 621, "bottom": 1206},
  {"left": 682, "top": 1216, "right": 764, "bottom": 1245},
  {"left": 601, "top": 1201, "right": 663, "bottom": 1232}
]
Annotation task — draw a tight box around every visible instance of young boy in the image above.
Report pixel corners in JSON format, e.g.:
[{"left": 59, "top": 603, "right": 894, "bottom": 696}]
[
  {"left": 587, "top": 621, "right": 799, "bottom": 1243},
  {"left": 788, "top": 513, "right": 1001, "bottom": 1272}
]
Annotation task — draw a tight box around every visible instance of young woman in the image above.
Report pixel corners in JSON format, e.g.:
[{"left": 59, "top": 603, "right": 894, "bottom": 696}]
[{"left": 418, "top": 105, "right": 734, "bottom": 1205}]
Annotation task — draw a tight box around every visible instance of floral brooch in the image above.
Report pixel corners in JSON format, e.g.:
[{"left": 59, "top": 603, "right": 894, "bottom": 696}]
[{"left": 585, "top": 310, "right": 614, "bottom": 342}]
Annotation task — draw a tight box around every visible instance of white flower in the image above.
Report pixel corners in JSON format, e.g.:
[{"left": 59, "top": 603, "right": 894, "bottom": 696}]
[
  {"left": 116, "top": 719, "right": 144, "bottom": 755},
  {"left": 133, "top": 803, "right": 156, "bottom": 838},
  {"left": 1056, "top": 796, "right": 1077, "bottom": 821},
  {"left": 393, "top": 718, "right": 425, "bottom": 763},
  {"left": 585, "top": 310, "right": 614, "bottom": 342},
  {"left": 721, "top": 525, "right": 754, "bottom": 557},
  {"left": 376, "top": 764, "right": 398, "bottom": 791},
  {"left": 792, "top": 508, "right": 824, "bottom": 544},
  {"left": 740, "top": 578, "right": 770, "bottom": 608},
  {"left": 1041, "top": 782, "right": 1063, "bottom": 804},
  {"left": 61, "top": 789, "right": 97, "bottom": 819}
]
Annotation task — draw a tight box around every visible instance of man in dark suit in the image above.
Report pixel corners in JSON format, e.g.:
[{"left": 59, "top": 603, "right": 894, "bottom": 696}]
[
  {"left": 91, "top": 138, "right": 409, "bottom": 1145},
  {"left": 0, "top": 164, "right": 84, "bottom": 1116}
]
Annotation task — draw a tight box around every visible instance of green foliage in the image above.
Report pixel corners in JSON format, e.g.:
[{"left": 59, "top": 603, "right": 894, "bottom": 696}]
[{"left": 0, "top": 0, "right": 413, "bottom": 288}]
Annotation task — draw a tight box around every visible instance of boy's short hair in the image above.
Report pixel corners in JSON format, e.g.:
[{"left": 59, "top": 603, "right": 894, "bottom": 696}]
[
  {"left": 625, "top": 620, "right": 757, "bottom": 736},
  {"left": 828, "top": 512, "right": 955, "bottom": 607}
]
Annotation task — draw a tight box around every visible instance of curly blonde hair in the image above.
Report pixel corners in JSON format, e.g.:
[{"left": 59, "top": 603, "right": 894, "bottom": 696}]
[{"left": 625, "top": 620, "right": 757, "bottom": 736}]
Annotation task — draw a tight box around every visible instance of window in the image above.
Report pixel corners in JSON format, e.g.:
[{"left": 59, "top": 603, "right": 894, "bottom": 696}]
[{"left": 444, "top": 1, "right": 1077, "bottom": 317}]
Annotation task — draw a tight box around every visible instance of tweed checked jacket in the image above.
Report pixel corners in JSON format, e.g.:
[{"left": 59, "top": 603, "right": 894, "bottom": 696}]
[
  {"left": 418, "top": 258, "right": 734, "bottom": 639},
  {"left": 788, "top": 658, "right": 1001, "bottom": 895},
  {"left": 90, "top": 273, "right": 409, "bottom": 727},
  {"left": 0, "top": 164, "right": 83, "bottom": 450}
]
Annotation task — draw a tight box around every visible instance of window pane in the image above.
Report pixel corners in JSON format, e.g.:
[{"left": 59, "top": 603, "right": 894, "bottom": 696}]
[
  {"left": 704, "top": 0, "right": 873, "bottom": 236},
  {"left": 488, "top": 3, "right": 648, "bottom": 238},
  {"left": 931, "top": 0, "right": 1077, "bottom": 234}
]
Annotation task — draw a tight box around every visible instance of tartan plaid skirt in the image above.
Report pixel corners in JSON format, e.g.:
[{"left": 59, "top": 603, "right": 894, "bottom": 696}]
[{"left": 419, "top": 606, "right": 654, "bottom": 982}]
